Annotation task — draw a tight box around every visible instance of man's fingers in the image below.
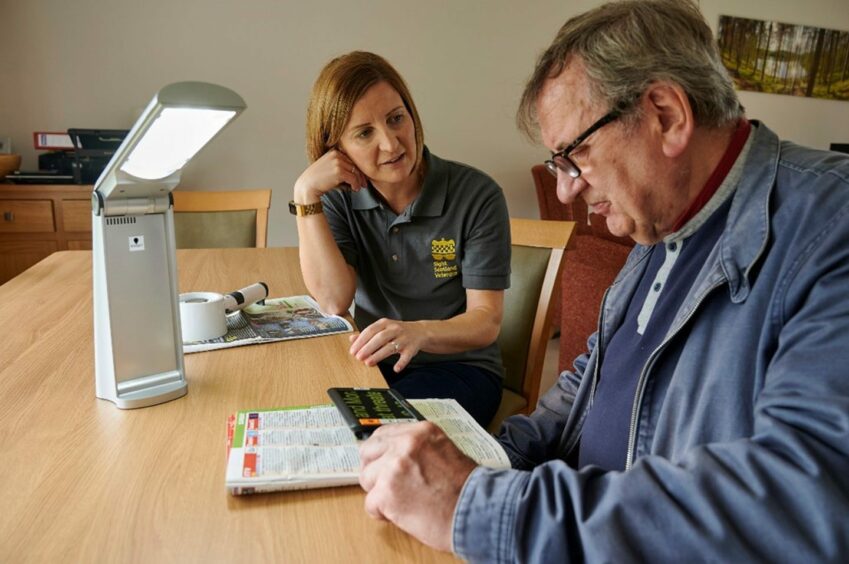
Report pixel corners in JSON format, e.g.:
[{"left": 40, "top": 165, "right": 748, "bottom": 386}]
[
  {"left": 360, "top": 429, "right": 399, "bottom": 502},
  {"left": 359, "top": 428, "right": 390, "bottom": 467},
  {"left": 360, "top": 423, "right": 422, "bottom": 470},
  {"left": 363, "top": 490, "right": 388, "bottom": 521},
  {"left": 359, "top": 455, "right": 379, "bottom": 492},
  {"left": 358, "top": 422, "right": 465, "bottom": 552}
]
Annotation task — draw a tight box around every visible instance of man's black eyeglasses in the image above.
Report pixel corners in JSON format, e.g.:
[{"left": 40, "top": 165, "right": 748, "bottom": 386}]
[{"left": 544, "top": 109, "right": 621, "bottom": 179}]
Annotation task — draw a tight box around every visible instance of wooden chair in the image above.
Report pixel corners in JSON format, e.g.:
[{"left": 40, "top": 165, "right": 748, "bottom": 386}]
[
  {"left": 171, "top": 189, "right": 271, "bottom": 248},
  {"left": 488, "top": 218, "right": 575, "bottom": 433}
]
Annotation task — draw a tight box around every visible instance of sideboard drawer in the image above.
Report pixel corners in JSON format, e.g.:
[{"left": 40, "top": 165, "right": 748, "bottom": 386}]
[
  {"left": 0, "top": 185, "right": 92, "bottom": 284},
  {"left": 0, "top": 200, "right": 55, "bottom": 233},
  {"left": 63, "top": 200, "right": 92, "bottom": 232}
]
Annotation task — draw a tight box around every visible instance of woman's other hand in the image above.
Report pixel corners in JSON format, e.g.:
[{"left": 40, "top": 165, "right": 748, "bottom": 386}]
[{"left": 348, "top": 318, "right": 428, "bottom": 373}]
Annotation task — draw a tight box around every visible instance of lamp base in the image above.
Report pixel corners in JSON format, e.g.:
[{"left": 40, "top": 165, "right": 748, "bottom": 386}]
[
  {"left": 107, "top": 383, "right": 187, "bottom": 409},
  {"left": 98, "top": 370, "right": 188, "bottom": 409}
]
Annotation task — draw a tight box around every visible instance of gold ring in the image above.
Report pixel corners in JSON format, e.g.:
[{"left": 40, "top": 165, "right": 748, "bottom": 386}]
[{"left": 391, "top": 341, "right": 399, "bottom": 353}]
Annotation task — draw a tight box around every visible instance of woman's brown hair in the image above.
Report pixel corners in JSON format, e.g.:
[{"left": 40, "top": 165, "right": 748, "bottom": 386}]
[{"left": 305, "top": 51, "right": 424, "bottom": 167}]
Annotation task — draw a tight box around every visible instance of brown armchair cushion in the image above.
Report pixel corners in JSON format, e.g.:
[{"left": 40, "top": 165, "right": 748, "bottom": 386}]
[
  {"left": 531, "top": 164, "right": 635, "bottom": 374},
  {"left": 559, "top": 235, "right": 632, "bottom": 373}
]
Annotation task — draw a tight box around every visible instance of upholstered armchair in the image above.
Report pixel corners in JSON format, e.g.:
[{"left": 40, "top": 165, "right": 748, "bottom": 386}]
[{"left": 531, "top": 165, "right": 634, "bottom": 373}]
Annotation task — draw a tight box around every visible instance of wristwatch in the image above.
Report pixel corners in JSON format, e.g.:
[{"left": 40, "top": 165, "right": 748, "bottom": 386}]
[{"left": 288, "top": 200, "right": 323, "bottom": 216}]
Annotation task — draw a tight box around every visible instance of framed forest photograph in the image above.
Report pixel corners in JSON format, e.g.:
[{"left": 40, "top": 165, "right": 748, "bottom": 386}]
[{"left": 717, "top": 16, "right": 849, "bottom": 101}]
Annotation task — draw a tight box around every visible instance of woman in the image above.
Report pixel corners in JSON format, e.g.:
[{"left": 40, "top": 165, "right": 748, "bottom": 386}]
[{"left": 291, "top": 51, "right": 510, "bottom": 426}]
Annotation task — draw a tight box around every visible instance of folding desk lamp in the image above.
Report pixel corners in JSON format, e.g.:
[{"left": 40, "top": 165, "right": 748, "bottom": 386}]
[{"left": 92, "top": 81, "right": 246, "bottom": 408}]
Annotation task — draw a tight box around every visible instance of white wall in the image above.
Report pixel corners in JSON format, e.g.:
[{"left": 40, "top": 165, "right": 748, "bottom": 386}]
[{"left": 2, "top": 0, "right": 847, "bottom": 247}]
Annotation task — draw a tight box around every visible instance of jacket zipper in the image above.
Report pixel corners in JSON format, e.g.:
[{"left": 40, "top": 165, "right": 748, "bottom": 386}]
[{"left": 624, "top": 280, "right": 724, "bottom": 470}]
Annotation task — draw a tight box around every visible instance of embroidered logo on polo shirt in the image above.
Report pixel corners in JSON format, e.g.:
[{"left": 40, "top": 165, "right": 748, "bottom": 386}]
[
  {"left": 431, "top": 238, "right": 458, "bottom": 279},
  {"left": 431, "top": 238, "right": 456, "bottom": 260}
]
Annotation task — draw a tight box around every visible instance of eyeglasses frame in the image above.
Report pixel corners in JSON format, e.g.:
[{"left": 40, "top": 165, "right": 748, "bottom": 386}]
[{"left": 544, "top": 108, "right": 622, "bottom": 179}]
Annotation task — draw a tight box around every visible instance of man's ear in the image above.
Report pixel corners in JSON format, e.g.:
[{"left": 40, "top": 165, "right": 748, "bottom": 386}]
[{"left": 642, "top": 82, "right": 693, "bottom": 158}]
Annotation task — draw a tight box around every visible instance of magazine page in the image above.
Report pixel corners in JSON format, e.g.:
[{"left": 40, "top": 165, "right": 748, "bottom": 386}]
[
  {"left": 226, "top": 399, "right": 510, "bottom": 495},
  {"left": 410, "top": 399, "right": 511, "bottom": 469},
  {"left": 186, "top": 295, "right": 352, "bottom": 354}
]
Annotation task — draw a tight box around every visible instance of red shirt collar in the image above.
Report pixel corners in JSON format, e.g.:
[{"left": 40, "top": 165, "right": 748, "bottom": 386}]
[{"left": 670, "top": 119, "right": 751, "bottom": 233}]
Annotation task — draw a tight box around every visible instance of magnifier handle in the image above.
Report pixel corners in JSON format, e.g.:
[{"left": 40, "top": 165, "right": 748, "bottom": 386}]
[{"left": 223, "top": 282, "right": 269, "bottom": 313}]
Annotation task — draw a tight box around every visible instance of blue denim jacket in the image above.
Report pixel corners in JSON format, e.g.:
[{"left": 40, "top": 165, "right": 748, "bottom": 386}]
[{"left": 453, "top": 123, "right": 849, "bottom": 563}]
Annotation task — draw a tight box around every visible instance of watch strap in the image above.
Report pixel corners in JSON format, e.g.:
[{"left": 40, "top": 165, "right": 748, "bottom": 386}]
[{"left": 288, "top": 200, "right": 323, "bottom": 216}]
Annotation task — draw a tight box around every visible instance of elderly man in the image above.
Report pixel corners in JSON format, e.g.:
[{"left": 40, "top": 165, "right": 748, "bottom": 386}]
[{"left": 358, "top": 1, "right": 849, "bottom": 561}]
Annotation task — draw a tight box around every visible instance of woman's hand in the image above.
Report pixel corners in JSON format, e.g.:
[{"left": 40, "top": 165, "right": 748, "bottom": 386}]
[
  {"left": 294, "top": 149, "right": 366, "bottom": 203},
  {"left": 348, "top": 290, "right": 503, "bottom": 372},
  {"left": 349, "top": 318, "right": 429, "bottom": 373}
]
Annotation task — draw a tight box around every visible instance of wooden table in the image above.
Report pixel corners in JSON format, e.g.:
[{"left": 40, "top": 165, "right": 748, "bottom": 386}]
[{"left": 0, "top": 248, "right": 457, "bottom": 563}]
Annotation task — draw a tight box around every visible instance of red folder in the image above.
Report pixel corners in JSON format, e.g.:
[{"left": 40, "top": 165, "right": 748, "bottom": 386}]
[{"left": 33, "top": 132, "right": 74, "bottom": 150}]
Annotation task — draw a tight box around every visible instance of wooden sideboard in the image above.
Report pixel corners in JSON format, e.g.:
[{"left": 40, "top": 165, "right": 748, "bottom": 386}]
[{"left": 0, "top": 184, "right": 93, "bottom": 284}]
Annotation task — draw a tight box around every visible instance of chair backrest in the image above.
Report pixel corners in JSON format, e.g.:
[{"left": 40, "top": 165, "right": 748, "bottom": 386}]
[
  {"left": 490, "top": 218, "right": 575, "bottom": 432},
  {"left": 171, "top": 189, "right": 271, "bottom": 249}
]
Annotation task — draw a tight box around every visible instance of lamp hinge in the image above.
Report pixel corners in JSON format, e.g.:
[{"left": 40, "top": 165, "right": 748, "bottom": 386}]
[{"left": 101, "top": 195, "right": 171, "bottom": 217}]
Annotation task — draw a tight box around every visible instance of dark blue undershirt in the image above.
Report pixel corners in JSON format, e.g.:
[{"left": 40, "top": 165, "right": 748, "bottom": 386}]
[{"left": 578, "top": 198, "right": 732, "bottom": 471}]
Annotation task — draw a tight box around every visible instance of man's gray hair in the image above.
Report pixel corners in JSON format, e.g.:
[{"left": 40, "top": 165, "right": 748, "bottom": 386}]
[{"left": 517, "top": 0, "right": 742, "bottom": 139}]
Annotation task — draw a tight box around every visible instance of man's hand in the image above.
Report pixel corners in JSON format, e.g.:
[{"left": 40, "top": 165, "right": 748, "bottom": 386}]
[{"left": 358, "top": 421, "right": 477, "bottom": 552}]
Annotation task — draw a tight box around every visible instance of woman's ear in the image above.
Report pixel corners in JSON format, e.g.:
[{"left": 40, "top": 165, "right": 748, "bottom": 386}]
[{"left": 642, "top": 82, "right": 694, "bottom": 158}]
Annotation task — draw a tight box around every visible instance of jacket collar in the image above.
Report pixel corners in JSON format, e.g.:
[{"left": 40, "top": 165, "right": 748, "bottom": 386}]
[
  {"left": 718, "top": 120, "right": 778, "bottom": 303},
  {"left": 615, "top": 121, "right": 778, "bottom": 304}
]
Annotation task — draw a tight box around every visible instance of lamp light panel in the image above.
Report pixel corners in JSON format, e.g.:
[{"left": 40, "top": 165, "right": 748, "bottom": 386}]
[{"left": 119, "top": 108, "right": 237, "bottom": 180}]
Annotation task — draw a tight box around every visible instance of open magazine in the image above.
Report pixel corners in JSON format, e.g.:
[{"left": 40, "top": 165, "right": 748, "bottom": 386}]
[
  {"left": 185, "top": 295, "right": 352, "bottom": 353},
  {"left": 225, "top": 398, "right": 510, "bottom": 495}
]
